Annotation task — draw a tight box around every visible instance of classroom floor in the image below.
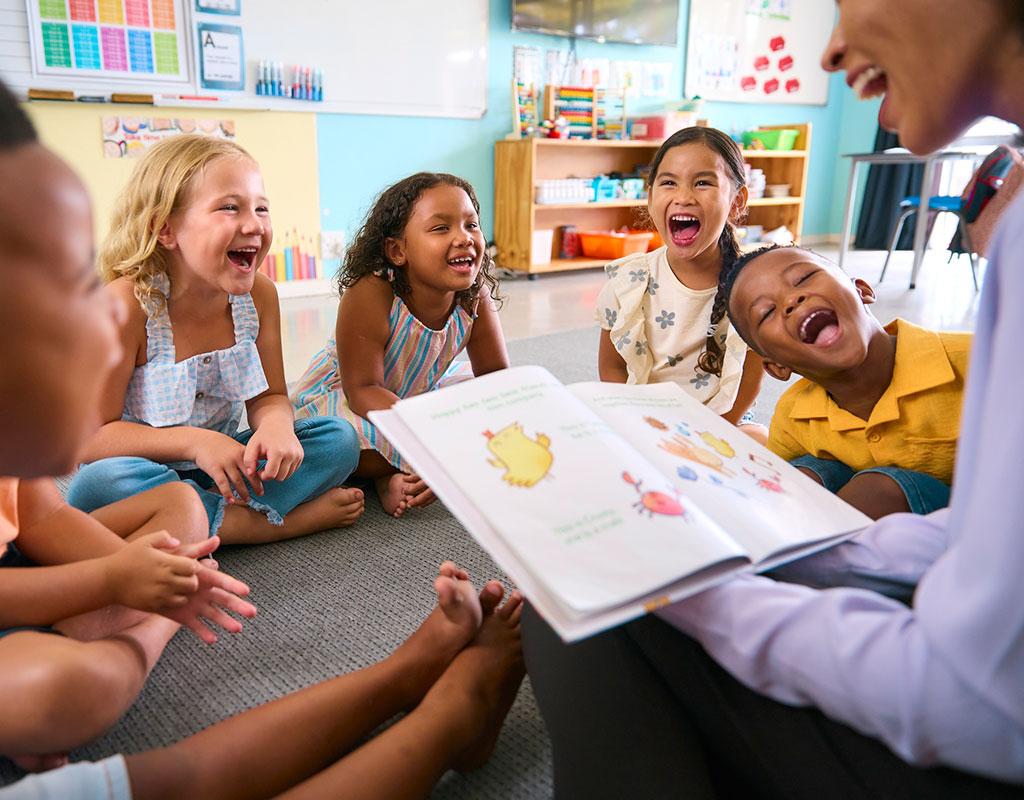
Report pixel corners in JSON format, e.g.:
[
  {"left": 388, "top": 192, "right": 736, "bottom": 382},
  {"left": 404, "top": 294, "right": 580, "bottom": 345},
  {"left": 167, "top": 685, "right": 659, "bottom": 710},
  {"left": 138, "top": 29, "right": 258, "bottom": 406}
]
[{"left": 278, "top": 246, "right": 984, "bottom": 383}]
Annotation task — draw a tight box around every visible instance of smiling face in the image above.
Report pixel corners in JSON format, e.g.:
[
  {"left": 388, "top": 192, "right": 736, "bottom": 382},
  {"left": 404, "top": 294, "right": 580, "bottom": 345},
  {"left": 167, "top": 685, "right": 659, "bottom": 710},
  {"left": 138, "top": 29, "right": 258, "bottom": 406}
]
[
  {"left": 728, "top": 247, "right": 880, "bottom": 381},
  {"left": 821, "top": 0, "right": 1014, "bottom": 154},
  {"left": 0, "top": 144, "right": 126, "bottom": 477},
  {"left": 647, "top": 142, "right": 746, "bottom": 265},
  {"left": 387, "top": 183, "right": 485, "bottom": 295},
  {"left": 159, "top": 155, "right": 272, "bottom": 295}
]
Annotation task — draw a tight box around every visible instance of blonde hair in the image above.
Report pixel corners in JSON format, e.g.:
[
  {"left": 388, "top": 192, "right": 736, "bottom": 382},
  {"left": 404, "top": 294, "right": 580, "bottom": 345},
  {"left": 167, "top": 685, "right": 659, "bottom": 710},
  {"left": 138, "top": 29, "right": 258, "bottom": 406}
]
[{"left": 98, "top": 134, "right": 257, "bottom": 314}]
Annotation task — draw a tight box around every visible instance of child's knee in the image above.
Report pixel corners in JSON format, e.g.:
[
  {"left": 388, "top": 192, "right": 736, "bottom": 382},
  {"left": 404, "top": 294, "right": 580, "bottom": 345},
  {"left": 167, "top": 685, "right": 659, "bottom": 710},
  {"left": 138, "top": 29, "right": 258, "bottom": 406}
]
[
  {"left": 304, "top": 417, "right": 360, "bottom": 476},
  {"left": 67, "top": 457, "right": 173, "bottom": 511},
  {"left": 147, "top": 482, "right": 208, "bottom": 543}
]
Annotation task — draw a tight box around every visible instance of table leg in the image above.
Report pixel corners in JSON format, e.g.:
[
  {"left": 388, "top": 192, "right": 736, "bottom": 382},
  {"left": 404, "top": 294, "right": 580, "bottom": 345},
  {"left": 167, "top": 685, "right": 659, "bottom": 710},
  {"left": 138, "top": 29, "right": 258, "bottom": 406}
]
[
  {"left": 910, "top": 155, "right": 937, "bottom": 288},
  {"left": 838, "top": 160, "right": 859, "bottom": 270}
]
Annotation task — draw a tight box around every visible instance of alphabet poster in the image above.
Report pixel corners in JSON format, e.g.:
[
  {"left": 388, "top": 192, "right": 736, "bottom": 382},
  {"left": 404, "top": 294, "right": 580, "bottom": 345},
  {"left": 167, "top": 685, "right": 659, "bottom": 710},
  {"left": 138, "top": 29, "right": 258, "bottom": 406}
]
[{"left": 684, "top": 0, "right": 834, "bottom": 105}]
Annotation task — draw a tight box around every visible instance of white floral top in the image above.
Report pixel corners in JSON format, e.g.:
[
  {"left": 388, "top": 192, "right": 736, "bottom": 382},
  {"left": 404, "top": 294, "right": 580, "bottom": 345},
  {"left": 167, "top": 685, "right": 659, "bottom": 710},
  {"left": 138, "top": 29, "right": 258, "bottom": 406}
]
[{"left": 596, "top": 246, "right": 747, "bottom": 414}]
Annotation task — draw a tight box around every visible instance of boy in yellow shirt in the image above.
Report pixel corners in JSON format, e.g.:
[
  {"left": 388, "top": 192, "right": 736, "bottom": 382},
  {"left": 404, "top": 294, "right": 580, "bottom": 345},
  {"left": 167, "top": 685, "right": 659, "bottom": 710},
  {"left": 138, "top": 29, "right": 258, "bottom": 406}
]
[{"left": 722, "top": 245, "right": 970, "bottom": 519}]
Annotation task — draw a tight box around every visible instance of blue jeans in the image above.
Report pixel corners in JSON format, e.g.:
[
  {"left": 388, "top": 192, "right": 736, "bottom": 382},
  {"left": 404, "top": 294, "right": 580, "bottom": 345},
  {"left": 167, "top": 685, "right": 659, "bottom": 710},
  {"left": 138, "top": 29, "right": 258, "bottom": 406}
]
[
  {"left": 67, "top": 417, "right": 359, "bottom": 536},
  {"left": 791, "top": 454, "right": 951, "bottom": 515}
]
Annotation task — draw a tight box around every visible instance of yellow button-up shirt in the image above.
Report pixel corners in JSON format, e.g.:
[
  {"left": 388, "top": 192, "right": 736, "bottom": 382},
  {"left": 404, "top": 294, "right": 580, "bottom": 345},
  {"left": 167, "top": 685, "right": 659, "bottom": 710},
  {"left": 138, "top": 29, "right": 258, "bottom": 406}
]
[{"left": 767, "top": 318, "right": 971, "bottom": 485}]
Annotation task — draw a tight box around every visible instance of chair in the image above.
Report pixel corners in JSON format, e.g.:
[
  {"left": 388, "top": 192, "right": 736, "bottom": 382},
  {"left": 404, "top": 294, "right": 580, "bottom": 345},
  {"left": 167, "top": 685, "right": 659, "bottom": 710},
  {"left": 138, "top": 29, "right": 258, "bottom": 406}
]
[
  {"left": 879, "top": 194, "right": 979, "bottom": 290},
  {"left": 880, "top": 146, "right": 1023, "bottom": 291}
]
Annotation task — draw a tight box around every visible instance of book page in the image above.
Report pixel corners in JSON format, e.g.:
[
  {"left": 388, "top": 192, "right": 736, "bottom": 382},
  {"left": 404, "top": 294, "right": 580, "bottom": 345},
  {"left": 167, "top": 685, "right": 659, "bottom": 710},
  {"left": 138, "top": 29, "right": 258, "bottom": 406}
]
[
  {"left": 382, "top": 366, "right": 747, "bottom": 614},
  {"left": 569, "top": 381, "right": 871, "bottom": 565}
]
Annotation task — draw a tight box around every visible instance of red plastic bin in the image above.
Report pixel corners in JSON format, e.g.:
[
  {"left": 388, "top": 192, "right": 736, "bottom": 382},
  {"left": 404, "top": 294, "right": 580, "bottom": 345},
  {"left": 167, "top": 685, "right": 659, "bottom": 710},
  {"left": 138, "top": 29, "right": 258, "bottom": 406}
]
[{"left": 579, "top": 230, "right": 655, "bottom": 260}]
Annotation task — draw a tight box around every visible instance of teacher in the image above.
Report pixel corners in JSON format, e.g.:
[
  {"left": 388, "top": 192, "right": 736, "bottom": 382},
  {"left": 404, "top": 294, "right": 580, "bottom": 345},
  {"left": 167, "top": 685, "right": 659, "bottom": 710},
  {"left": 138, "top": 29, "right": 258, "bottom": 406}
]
[{"left": 522, "top": 2, "right": 1024, "bottom": 797}]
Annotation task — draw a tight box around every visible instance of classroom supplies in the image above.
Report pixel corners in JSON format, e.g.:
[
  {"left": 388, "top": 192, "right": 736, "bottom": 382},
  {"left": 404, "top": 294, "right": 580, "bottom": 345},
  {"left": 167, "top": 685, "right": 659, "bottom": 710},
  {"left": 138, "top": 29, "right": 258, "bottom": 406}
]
[
  {"left": 511, "top": 81, "right": 539, "bottom": 138},
  {"left": 27, "top": 88, "right": 74, "bottom": 100},
  {"left": 534, "top": 178, "right": 594, "bottom": 205},
  {"left": 578, "top": 230, "right": 653, "bottom": 259},
  {"left": 370, "top": 365, "right": 869, "bottom": 641},
  {"left": 544, "top": 85, "right": 596, "bottom": 139},
  {"left": 531, "top": 229, "right": 554, "bottom": 265},
  {"left": 111, "top": 93, "right": 154, "bottom": 103}
]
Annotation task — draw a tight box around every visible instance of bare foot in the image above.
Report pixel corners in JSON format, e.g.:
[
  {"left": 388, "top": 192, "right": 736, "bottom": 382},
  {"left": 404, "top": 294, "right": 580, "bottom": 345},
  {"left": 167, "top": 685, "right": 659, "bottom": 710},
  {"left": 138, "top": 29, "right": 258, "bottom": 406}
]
[
  {"left": 11, "top": 752, "right": 69, "bottom": 773},
  {"left": 376, "top": 473, "right": 410, "bottom": 517},
  {"left": 387, "top": 562, "right": 504, "bottom": 709},
  {"left": 418, "top": 588, "right": 526, "bottom": 772}
]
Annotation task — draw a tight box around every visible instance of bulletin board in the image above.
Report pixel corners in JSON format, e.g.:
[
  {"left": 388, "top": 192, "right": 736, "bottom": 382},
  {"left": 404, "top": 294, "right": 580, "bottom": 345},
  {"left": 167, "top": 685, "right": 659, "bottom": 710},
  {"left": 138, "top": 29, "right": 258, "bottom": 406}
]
[
  {"left": 0, "top": 0, "right": 489, "bottom": 118},
  {"left": 684, "top": 0, "right": 834, "bottom": 106}
]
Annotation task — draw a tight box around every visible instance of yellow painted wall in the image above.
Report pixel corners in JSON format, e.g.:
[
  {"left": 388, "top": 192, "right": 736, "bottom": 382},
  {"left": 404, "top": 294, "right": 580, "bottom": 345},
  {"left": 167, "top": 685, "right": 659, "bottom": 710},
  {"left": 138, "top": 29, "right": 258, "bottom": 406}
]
[{"left": 21, "top": 100, "right": 320, "bottom": 255}]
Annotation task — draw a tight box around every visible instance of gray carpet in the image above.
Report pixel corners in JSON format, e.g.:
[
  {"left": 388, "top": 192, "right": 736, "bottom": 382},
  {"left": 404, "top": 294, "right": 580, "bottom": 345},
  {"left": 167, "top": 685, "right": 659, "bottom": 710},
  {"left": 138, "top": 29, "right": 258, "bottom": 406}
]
[{"left": 0, "top": 325, "right": 790, "bottom": 797}]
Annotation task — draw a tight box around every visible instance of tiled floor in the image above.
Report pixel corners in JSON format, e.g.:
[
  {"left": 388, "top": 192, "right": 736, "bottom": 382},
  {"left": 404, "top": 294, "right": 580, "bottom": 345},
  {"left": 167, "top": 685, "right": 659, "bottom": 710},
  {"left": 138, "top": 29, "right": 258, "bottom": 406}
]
[{"left": 279, "top": 246, "right": 984, "bottom": 383}]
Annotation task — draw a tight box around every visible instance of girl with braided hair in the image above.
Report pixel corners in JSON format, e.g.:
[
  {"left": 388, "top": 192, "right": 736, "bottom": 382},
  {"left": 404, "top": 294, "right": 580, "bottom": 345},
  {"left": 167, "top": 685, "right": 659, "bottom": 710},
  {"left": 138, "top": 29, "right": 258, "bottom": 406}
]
[{"left": 596, "top": 126, "right": 767, "bottom": 442}]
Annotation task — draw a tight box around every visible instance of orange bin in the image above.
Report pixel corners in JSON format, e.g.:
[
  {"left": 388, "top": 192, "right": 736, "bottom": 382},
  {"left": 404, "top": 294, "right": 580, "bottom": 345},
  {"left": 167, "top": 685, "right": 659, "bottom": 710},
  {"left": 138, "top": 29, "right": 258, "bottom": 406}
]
[{"left": 579, "top": 230, "right": 655, "bottom": 260}]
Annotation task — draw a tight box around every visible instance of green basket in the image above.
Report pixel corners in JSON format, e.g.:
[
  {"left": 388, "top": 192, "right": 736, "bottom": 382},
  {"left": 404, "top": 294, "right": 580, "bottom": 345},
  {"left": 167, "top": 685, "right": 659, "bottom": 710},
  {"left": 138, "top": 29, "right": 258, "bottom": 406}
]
[{"left": 741, "top": 128, "right": 799, "bottom": 150}]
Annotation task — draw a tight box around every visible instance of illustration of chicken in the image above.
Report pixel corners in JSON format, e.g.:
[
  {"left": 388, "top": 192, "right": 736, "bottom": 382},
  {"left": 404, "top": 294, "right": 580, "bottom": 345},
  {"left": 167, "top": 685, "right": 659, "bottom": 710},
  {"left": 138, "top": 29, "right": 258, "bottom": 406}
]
[
  {"left": 698, "top": 431, "right": 735, "bottom": 459},
  {"left": 483, "top": 423, "right": 554, "bottom": 487}
]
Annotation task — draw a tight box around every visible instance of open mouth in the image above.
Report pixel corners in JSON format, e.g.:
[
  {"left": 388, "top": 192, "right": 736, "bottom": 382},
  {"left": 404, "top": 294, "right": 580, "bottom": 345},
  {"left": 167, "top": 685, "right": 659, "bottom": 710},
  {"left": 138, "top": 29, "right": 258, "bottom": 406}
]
[
  {"left": 227, "top": 247, "right": 259, "bottom": 271},
  {"left": 798, "top": 309, "right": 841, "bottom": 346},
  {"left": 851, "top": 65, "right": 887, "bottom": 101},
  {"left": 447, "top": 254, "right": 476, "bottom": 273},
  {"left": 668, "top": 214, "right": 701, "bottom": 246}
]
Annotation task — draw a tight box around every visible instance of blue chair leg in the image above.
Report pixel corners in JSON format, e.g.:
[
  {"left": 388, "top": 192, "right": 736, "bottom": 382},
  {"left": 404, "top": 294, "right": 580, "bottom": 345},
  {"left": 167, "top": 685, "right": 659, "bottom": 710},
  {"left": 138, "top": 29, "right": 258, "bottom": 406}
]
[{"left": 881, "top": 207, "right": 915, "bottom": 283}]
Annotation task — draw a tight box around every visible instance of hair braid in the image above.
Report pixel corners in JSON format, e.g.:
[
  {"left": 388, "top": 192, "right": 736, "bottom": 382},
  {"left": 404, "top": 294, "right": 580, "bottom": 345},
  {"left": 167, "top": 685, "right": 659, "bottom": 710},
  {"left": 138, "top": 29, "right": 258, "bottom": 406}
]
[{"left": 697, "top": 222, "right": 742, "bottom": 376}]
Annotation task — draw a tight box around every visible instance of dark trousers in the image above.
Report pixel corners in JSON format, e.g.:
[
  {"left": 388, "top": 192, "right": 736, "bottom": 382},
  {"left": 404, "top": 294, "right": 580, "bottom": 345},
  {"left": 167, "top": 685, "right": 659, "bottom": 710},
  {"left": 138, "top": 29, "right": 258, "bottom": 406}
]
[{"left": 522, "top": 604, "right": 1024, "bottom": 799}]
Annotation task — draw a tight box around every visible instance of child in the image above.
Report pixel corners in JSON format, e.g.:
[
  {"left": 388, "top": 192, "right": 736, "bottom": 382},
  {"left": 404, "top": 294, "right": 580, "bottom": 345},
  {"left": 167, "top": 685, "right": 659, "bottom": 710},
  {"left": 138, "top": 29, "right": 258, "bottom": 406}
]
[
  {"left": 721, "top": 244, "right": 970, "bottom": 519},
  {"left": 292, "top": 173, "right": 509, "bottom": 517},
  {"left": 0, "top": 83, "right": 255, "bottom": 767},
  {"left": 3, "top": 562, "right": 525, "bottom": 800},
  {"left": 597, "top": 126, "right": 766, "bottom": 442},
  {"left": 66, "top": 136, "right": 364, "bottom": 544}
]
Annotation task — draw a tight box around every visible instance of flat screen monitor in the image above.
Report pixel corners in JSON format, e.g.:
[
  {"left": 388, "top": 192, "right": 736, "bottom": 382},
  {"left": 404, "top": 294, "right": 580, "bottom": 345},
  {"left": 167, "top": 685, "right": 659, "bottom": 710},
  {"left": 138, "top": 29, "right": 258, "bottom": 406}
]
[{"left": 512, "top": 0, "right": 679, "bottom": 46}]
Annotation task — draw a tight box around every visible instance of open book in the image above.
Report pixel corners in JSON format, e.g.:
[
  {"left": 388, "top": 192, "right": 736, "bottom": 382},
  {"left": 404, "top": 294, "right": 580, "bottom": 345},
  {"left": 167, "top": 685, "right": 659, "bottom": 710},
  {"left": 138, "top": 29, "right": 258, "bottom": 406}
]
[{"left": 370, "top": 366, "right": 870, "bottom": 641}]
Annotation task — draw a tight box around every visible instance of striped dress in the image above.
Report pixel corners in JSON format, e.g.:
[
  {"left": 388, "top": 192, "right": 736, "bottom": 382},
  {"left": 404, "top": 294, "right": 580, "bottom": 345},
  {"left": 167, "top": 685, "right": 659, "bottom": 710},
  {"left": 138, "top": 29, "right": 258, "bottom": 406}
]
[{"left": 291, "top": 293, "right": 475, "bottom": 472}]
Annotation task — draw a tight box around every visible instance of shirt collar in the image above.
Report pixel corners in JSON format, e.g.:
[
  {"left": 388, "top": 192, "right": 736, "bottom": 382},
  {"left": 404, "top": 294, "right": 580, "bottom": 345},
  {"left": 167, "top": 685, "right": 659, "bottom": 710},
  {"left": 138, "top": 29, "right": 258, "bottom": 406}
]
[{"left": 788, "top": 318, "right": 957, "bottom": 430}]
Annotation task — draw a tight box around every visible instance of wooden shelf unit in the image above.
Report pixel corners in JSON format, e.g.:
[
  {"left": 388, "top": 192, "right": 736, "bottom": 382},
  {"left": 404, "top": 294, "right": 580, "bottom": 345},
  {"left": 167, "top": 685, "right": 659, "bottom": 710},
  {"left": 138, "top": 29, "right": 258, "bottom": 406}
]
[
  {"left": 741, "top": 123, "right": 812, "bottom": 243},
  {"left": 494, "top": 124, "right": 811, "bottom": 277}
]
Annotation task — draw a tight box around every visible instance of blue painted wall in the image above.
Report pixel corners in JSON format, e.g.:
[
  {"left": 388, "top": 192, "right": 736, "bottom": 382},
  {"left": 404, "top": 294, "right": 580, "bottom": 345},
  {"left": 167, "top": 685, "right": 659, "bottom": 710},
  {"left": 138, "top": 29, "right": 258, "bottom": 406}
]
[{"left": 315, "top": 0, "right": 878, "bottom": 251}]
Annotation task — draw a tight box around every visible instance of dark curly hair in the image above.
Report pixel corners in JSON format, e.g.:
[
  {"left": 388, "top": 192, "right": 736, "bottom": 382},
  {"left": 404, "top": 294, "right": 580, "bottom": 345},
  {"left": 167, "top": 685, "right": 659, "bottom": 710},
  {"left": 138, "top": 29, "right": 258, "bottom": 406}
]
[
  {"left": 647, "top": 127, "right": 747, "bottom": 377},
  {"left": 338, "top": 172, "right": 501, "bottom": 313}
]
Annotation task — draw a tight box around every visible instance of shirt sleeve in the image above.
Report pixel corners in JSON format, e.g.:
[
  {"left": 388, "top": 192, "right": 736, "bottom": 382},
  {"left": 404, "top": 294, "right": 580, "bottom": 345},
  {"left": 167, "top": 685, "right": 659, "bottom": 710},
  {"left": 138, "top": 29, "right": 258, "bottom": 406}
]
[
  {"left": 595, "top": 277, "right": 620, "bottom": 331},
  {"left": 768, "top": 508, "right": 949, "bottom": 601},
  {"left": 765, "top": 388, "right": 808, "bottom": 461}
]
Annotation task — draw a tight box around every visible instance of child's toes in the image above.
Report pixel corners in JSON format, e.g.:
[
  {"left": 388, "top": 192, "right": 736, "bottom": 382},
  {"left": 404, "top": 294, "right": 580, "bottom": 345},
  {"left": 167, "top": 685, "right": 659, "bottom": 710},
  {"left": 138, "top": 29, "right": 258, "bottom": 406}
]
[
  {"left": 479, "top": 580, "right": 505, "bottom": 615},
  {"left": 498, "top": 590, "right": 524, "bottom": 623}
]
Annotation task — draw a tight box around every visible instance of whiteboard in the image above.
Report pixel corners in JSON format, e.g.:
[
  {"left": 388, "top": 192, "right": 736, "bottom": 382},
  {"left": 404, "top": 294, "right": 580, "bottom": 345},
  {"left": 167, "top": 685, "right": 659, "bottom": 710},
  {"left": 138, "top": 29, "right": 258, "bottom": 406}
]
[
  {"left": 684, "top": 0, "right": 834, "bottom": 106},
  {"left": 0, "top": 0, "right": 488, "bottom": 118}
]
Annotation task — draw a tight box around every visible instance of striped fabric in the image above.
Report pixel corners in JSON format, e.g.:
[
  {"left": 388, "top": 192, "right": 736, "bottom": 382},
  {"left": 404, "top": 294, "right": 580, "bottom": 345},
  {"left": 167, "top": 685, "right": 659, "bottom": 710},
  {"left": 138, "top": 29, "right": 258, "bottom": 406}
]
[
  {"left": 291, "top": 294, "right": 474, "bottom": 471},
  {"left": 122, "top": 273, "right": 269, "bottom": 470}
]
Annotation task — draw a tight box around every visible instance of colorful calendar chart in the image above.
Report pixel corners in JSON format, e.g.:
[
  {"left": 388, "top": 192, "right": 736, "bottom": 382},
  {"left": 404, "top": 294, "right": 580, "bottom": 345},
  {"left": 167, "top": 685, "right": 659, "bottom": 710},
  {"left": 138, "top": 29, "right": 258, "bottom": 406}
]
[{"left": 27, "top": 0, "right": 189, "bottom": 83}]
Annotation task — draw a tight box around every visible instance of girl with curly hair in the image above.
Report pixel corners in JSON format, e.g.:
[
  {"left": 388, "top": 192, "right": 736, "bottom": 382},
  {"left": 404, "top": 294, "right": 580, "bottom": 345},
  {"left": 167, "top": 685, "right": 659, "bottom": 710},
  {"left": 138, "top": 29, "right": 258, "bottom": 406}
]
[
  {"left": 66, "top": 135, "right": 364, "bottom": 544},
  {"left": 292, "top": 173, "right": 508, "bottom": 517}
]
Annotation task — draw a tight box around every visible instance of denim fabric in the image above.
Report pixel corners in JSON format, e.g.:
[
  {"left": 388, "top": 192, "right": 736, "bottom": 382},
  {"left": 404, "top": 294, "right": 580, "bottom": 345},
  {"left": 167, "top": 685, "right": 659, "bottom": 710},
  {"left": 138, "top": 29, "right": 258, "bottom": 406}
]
[
  {"left": 790, "top": 454, "right": 951, "bottom": 515},
  {"left": 67, "top": 417, "right": 359, "bottom": 536}
]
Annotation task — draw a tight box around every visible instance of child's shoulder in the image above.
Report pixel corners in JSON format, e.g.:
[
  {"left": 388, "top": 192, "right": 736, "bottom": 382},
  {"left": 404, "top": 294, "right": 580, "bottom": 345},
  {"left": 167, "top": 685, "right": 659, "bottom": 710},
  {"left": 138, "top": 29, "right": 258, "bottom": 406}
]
[
  {"left": 341, "top": 273, "right": 395, "bottom": 307},
  {"left": 605, "top": 248, "right": 660, "bottom": 278},
  {"left": 107, "top": 276, "right": 150, "bottom": 331},
  {"left": 249, "top": 271, "right": 279, "bottom": 314}
]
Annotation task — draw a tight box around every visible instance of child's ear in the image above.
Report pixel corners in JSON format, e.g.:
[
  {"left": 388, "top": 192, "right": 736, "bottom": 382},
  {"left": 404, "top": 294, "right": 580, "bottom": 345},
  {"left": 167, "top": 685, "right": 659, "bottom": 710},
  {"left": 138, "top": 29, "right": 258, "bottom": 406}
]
[
  {"left": 384, "top": 237, "right": 406, "bottom": 267},
  {"left": 155, "top": 222, "right": 176, "bottom": 250},
  {"left": 730, "top": 185, "right": 749, "bottom": 221},
  {"left": 762, "top": 359, "right": 792, "bottom": 382},
  {"left": 853, "top": 278, "right": 877, "bottom": 306}
]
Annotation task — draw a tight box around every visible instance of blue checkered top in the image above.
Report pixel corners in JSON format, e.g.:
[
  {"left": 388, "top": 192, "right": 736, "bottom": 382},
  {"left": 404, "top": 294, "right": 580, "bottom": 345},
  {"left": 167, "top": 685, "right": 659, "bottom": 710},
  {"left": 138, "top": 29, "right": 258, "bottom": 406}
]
[{"left": 122, "top": 274, "right": 269, "bottom": 466}]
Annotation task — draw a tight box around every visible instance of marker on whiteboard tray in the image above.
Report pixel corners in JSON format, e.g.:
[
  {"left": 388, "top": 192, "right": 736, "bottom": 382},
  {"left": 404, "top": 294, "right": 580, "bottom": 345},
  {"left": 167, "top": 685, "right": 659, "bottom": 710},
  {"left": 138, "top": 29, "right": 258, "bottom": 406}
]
[
  {"left": 275, "top": 62, "right": 284, "bottom": 96},
  {"left": 292, "top": 65, "right": 301, "bottom": 100},
  {"left": 304, "top": 66, "right": 312, "bottom": 101},
  {"left": 314, "top": 68, "right": 323, "bottom": 102}
]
